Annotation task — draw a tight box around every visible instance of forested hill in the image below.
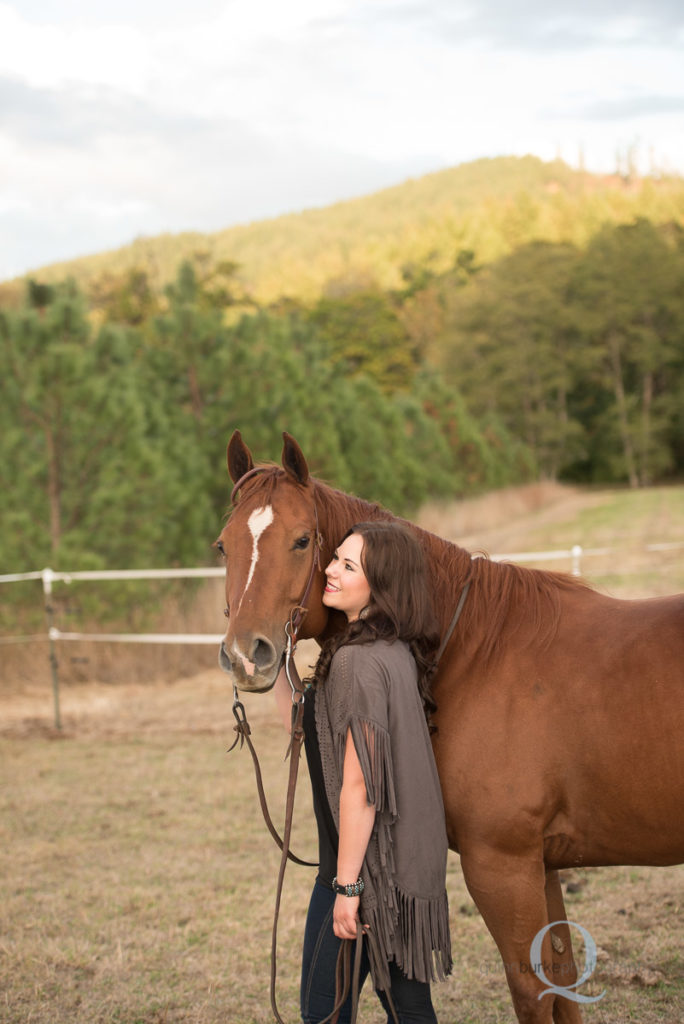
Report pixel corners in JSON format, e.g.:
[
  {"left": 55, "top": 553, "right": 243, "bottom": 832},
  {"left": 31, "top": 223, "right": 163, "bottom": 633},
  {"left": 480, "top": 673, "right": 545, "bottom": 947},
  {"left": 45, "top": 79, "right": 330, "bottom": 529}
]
[
  {"left": 5, "top": 155, "right": 684, "bottom": 305},
  {"left": 2, "top": 155, "right": 684, "bottom": 585}
]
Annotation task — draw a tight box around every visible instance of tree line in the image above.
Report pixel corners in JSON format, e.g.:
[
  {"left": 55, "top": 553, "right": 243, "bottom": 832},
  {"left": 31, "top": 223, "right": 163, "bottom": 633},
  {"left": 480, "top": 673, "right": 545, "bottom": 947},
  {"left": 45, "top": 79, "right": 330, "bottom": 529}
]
[
  {"left": 429, "top": 219, "right": 684, "bottom": 488},
  {"left": 2, "top": 215, "right": 683, "bottom": 591},
  {"left": 0, "top": 264, "right": 523, "bottom": 584}
]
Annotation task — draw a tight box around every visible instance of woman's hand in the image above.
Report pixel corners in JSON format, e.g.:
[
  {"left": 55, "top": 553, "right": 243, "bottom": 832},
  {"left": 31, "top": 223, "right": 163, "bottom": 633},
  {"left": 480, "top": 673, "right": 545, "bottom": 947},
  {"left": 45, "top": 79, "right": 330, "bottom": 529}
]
[{"left": 333, "top": 894, "right": 361, "bottom": 939}]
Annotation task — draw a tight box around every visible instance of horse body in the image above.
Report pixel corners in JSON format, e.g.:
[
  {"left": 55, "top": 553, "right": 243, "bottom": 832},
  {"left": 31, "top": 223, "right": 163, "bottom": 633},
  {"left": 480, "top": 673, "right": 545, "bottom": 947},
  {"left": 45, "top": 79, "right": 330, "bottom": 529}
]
[
  {"left": 436, "top": 585, "right": 684, "bottom": 869},
  {"left": 217, "top": 432, "right": 684, "bottom": 1024},
  {"left": 431, "top": 584, "right": 684, "bottom": 1024}
]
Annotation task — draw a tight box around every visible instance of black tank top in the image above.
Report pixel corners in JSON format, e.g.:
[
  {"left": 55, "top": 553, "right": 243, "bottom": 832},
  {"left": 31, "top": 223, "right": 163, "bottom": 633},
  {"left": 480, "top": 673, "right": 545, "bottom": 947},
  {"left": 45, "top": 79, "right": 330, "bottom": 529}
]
[{"left": 303, "top": 688, "right": 338, "bottom": 888}]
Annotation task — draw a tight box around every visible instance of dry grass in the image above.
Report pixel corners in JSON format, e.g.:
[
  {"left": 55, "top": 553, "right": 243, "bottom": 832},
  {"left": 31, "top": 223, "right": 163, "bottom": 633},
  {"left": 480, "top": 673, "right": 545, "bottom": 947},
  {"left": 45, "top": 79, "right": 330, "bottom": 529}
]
[
  {"left": 418, "top": 481, "right": 577, "bottom": 541},
  {"left": 417, "top": 482, "right": 684, "bottom": 599},
  {"left": 0, "top": 579, "right": 226, "bottom": 696},
  {"left": 1, "top": 672, "right": 682, "bottom": 1024}
]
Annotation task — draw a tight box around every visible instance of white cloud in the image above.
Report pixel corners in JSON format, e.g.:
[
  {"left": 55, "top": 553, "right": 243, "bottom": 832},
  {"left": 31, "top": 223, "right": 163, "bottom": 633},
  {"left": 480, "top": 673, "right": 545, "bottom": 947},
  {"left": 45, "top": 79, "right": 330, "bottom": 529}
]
[
  {"left": 0, "top": 0, "right": 683, "bottom": 278},
  {"left": 0, "top": 4, "right": 150, "bottom": 92}
]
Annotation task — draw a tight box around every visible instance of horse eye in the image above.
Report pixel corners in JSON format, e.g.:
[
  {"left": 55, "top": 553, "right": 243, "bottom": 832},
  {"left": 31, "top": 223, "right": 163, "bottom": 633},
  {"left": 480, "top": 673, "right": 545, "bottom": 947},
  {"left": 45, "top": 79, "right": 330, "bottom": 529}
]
[
  {"left": 215, "top": 539, "right": 225, "bottom": 556},
  {"left": 293, "top": 535, "right": 310, "bottom": 551}
]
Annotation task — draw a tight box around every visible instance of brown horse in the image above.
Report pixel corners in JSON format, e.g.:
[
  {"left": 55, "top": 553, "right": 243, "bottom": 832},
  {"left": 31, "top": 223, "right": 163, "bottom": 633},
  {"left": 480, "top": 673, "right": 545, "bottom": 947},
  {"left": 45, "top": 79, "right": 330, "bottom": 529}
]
[{"left": 216, "top": 431, "right": 684, "bottom": 1024}]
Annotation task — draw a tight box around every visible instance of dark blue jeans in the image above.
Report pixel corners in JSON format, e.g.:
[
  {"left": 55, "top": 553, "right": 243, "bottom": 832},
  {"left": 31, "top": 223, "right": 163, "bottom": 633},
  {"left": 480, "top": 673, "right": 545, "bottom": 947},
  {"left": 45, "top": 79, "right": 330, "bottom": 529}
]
[{"left": 301, "top": 880, "right": 438, "bottom": 1024}]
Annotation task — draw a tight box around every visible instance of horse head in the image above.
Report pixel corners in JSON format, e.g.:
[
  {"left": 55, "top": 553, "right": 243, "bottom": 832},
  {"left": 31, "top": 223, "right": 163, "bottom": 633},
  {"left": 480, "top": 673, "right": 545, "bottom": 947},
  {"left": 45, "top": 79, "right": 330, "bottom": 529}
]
[{"left": 216, "top": 430, "right": 331, "bottom": 692}]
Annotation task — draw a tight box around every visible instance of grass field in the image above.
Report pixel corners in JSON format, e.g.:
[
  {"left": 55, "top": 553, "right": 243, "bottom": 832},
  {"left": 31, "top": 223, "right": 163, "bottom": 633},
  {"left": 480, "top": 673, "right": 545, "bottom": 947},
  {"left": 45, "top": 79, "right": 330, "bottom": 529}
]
[{"left": 2, "top": 484, "right": 683, "bottom": 1023}]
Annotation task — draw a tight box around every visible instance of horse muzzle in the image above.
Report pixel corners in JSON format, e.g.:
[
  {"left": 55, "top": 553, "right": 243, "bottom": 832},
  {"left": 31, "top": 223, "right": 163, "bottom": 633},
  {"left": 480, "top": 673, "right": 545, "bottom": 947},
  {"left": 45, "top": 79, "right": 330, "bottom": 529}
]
[{"left": 218, "top": 635, "right": 282, "bottom": 692}]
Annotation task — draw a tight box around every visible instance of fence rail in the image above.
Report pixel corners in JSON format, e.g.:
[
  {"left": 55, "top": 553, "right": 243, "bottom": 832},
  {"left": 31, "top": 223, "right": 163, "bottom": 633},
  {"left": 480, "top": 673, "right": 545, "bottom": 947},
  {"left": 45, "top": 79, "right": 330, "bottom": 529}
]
[
  {"left": 1, "top": 565, "right": 228, "bottom": 729},
  {"left": 2, "top": 541, "right": 683, "bottom": 729}
]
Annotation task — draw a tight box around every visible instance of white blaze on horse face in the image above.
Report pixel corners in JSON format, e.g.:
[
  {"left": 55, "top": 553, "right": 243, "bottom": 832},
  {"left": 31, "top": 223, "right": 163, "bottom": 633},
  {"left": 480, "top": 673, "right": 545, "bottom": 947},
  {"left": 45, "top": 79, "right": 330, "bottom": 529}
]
[{"left": 236, "top": 505, "right": 274, "bottom": 616}]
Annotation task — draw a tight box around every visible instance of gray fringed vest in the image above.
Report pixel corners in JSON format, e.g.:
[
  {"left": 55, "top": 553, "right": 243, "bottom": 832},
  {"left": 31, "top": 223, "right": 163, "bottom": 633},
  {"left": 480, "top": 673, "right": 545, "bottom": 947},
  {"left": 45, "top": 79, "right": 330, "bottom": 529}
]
[{"left": 315, "top": 639, "right": 453, "bottom": 991}]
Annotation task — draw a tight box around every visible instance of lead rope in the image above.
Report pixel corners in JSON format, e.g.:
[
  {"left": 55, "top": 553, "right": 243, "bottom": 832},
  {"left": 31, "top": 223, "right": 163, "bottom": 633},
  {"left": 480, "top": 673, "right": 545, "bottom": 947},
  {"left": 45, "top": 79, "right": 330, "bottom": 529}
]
[
  {"left": 230, "top": 635, "right": 379, "bottom": 1024},
  {"left": 228, "top": 688, "right": 317, "bottom": 868},
  {"left": 435, "top": 578, "right": 471, "bottom": 663},
  {"left": 270, "top": 624, "right": 308, "bottom": 1024}
]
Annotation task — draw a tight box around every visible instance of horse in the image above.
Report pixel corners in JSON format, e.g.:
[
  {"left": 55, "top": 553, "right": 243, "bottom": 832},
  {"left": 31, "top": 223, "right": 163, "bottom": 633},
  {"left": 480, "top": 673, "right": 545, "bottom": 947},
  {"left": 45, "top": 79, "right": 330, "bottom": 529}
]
[{"left": 216, "top": 430, "right": 684, "bottom": 1024}]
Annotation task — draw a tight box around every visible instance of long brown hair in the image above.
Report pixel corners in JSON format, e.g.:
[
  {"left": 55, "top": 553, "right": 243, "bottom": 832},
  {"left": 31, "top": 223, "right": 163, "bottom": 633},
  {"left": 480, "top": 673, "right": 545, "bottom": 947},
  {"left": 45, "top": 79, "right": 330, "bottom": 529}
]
[{"left": 309, "top": 521, "right": 441, "bottom": 729}]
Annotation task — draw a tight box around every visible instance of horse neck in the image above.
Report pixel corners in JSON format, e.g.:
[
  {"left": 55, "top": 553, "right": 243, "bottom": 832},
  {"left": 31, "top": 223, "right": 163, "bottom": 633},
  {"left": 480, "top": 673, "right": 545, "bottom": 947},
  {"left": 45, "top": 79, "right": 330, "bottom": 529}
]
[
  {"left": 314, "top": 480, "right": 591, "bottom": 671},
  {"left": 313, "top": 481, "right": 472, "bottom": 636},
  {"left": 412, "top": 525, "right": 475, "bottom": 635}
]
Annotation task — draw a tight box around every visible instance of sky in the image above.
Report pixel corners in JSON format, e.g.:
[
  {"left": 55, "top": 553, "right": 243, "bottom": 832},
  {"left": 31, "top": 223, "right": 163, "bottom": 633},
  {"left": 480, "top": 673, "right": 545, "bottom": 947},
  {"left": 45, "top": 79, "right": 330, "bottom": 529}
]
[{"left": 1, "top": 0, "right": 683, "bottom": 281}]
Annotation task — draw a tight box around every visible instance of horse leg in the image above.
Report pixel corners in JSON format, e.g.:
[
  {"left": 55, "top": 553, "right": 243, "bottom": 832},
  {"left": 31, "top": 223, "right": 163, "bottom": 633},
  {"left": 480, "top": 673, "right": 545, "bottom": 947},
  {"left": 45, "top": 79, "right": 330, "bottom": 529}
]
[
  {"left": 544, "top": 870, "right": 581, "bottom": 1024},
  {"left": 460, "top": 847, "right": 584, "bottom": 1024}
]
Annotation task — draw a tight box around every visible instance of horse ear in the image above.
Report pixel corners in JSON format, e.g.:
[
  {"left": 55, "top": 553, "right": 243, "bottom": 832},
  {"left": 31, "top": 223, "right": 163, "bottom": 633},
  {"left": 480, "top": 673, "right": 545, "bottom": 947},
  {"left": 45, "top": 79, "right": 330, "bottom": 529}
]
[
  {"left": 227, "top": 430, "right": 254, "bottom": 483},
  {"left": 281, "top": 432, "right": 309, "bottom": 486}
]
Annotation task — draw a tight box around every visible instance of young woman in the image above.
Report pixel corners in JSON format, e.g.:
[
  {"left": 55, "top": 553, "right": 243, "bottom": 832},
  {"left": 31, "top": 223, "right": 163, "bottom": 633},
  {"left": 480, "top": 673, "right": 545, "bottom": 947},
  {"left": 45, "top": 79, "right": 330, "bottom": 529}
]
[{"left": 274, "top": 520, "right": 452, "bottom": 1024}]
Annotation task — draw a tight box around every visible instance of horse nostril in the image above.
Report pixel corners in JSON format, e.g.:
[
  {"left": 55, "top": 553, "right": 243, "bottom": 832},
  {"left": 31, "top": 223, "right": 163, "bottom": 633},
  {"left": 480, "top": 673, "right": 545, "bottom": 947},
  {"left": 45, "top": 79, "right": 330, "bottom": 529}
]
[
  {"left": 218, "top": 641, "right": 234, "bottom": 674},
  {"left": 250, "top": 636, "right": 276, "bottom": 671}
]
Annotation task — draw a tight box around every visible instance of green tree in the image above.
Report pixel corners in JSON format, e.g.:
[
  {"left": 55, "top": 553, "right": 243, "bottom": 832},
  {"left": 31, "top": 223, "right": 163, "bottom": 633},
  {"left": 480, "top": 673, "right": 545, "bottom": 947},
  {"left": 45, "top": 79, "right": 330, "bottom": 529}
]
[
  {"left": 90, "top": 267, "right": 159, "bottom": 326},
  {"left": 206, "top": 310, "right": 350, "bottom": 503},
  {"left": 0, "top": 280, "right": 214, "bottom": 578},
  {"left": 439, "top": 241, "right": 585, "bottom": 479},
  {"left": 570, "top": 220, "right": 684, "bottom": 485},
  {"left": 152, "top": 261, "right": 229, "bottom": 422},
  {"left": 414, "top": 368, "right": 535, "bottom": 493},
  {"left": 198, "top": 308, "right": 468, "bottom": 515},
  {"left": 306, "top": 285, "right": 417, "bottom": 392}
]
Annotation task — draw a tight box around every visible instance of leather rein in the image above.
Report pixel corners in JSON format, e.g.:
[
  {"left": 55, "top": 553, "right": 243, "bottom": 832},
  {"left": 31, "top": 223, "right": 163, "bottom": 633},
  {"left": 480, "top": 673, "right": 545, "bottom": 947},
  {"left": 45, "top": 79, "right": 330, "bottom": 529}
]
[{"left": 226, "top": 469, "right": 469, "bottom": 1023}]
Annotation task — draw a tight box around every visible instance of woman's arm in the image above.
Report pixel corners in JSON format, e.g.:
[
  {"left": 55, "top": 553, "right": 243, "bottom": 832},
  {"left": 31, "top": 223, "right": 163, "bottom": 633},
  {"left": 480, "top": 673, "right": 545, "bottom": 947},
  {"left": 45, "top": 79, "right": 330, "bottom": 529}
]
[{"left": 333, "top": 728, "right": 376, "bottom": 940}]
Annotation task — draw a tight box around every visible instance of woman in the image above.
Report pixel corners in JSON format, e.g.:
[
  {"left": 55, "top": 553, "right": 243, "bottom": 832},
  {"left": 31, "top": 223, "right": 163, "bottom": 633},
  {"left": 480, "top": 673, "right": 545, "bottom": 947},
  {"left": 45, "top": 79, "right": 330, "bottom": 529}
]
[{"left": 274, "top": 520, "right": 452, "bottom": 1024}]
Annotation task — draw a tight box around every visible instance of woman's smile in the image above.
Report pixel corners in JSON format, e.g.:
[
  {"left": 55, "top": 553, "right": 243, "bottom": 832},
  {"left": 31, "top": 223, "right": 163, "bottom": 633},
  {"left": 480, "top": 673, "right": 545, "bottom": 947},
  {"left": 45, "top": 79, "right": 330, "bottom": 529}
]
[{"left": 322, "top": 533, "right": 371, "bottom": 621}]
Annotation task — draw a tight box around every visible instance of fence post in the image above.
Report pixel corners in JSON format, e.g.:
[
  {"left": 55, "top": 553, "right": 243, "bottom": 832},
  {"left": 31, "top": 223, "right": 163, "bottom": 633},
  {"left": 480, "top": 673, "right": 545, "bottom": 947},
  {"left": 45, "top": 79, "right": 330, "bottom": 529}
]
[
  {"left": 42, "top": 568, "right": 61, "bottom": 731},
  {"left": 571, "top": 545, "right": 583, "bottom": 577}
]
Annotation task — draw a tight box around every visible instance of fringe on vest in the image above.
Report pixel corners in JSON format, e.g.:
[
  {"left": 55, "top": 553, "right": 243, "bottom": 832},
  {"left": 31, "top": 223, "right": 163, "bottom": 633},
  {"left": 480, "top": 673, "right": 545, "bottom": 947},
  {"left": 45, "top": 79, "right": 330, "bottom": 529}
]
[
  {"left": 334, "top": 714, "right": 452, "bottom": 990},
  {"left": 363, "top": 885, "right": 453, "bottom": 991}
]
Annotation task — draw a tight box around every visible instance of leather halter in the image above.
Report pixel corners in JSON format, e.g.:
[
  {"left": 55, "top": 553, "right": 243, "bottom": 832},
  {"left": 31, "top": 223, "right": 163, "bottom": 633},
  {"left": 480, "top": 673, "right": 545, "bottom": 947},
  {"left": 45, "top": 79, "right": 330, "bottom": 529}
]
[
  {"left": 229, "top": 464, "right": 269, "bottom": 505},
  {"left": 229, "top": 465, "right": 324, "bottom": 641}
]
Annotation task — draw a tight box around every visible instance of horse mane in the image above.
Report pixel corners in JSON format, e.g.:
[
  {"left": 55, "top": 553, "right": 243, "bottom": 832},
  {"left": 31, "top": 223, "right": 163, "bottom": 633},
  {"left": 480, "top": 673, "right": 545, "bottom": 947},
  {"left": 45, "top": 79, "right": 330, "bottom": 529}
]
[
  {"left": 313, "top": 478, "right": 592, "bottom": 665},
  {"left": 460, "top": 556, "right": 592, "bottom": 665},
  {"left": 231, "top": 465, "right": 592, "bottom": 667}
]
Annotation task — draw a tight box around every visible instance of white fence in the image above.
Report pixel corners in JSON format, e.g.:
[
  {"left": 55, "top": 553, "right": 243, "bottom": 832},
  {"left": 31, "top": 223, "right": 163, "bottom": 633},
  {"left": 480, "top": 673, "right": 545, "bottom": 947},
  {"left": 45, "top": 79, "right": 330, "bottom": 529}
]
[
  {"left": 2, "top": 541, "right": 683, "bottom": 729},
  {"left": 1, "top": 566, "right": 227, "bottom": 730}
]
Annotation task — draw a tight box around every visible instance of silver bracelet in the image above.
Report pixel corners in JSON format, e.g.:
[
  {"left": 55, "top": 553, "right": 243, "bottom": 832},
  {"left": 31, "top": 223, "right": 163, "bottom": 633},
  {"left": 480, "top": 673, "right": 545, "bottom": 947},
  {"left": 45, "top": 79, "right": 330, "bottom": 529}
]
[{"left": 332, "top": 876, "right": 365, "bottom": 897}]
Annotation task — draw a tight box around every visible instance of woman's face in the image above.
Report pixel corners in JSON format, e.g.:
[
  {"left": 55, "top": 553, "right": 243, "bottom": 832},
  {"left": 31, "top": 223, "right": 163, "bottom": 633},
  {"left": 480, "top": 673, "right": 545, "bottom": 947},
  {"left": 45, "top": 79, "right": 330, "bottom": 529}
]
[{"left": 322, "top": 533, "right": 371, "bottom": 622}]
